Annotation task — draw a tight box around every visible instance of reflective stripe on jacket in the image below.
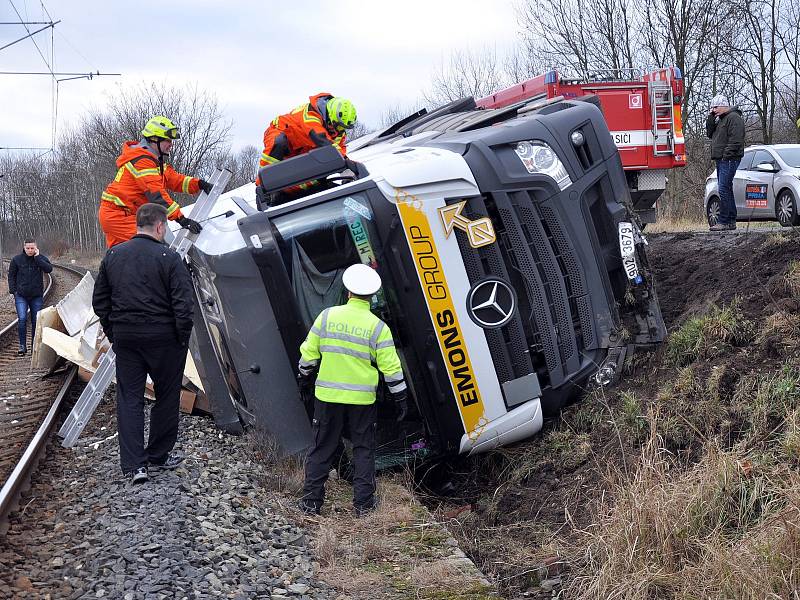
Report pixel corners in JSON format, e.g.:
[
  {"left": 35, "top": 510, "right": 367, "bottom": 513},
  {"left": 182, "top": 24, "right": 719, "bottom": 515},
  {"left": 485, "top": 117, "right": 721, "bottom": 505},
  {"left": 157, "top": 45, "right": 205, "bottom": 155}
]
[
  {"left": 299, "top": 297, "right": 406, "bottom": 405},
  {"left": 100, "top": 141, "right": 200, "bottom": 219},
  {"left": 255, "top": 92, "right": 348, "bottom": 186}
]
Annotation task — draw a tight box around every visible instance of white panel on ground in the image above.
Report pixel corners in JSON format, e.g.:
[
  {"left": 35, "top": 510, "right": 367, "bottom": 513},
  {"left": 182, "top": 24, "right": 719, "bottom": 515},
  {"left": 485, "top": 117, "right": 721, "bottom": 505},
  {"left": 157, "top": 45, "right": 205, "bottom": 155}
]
[
  {"left": 30, "top": 307, "right": 63, "bottom": 370},
  {"left": 55, "top": 271, "right": 95, "bottom": 336}
]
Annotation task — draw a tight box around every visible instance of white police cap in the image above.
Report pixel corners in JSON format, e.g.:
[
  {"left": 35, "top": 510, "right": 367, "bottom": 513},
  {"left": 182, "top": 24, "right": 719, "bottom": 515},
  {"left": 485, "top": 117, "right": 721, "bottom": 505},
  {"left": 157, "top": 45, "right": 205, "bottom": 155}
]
[{"left": 342, "top": 263, "right": 382, "bottom": 296}]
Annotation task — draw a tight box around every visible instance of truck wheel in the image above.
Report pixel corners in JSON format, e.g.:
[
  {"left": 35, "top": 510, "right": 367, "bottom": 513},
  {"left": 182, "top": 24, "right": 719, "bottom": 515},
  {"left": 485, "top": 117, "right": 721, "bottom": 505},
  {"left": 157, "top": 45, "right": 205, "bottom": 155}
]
[
  {"left": 706, "top": 197, "right": 721, "bottom": 226},
  {"left": 776, "top": 189, "right": 799, "bottom": 227}
]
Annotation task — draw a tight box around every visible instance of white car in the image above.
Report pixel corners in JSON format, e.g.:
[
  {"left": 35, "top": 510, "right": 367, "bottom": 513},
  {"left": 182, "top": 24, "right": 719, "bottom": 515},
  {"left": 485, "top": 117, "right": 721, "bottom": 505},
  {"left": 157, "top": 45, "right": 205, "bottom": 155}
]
[{"left": 704, "top": 144, "right": 800, "bottom": 227}]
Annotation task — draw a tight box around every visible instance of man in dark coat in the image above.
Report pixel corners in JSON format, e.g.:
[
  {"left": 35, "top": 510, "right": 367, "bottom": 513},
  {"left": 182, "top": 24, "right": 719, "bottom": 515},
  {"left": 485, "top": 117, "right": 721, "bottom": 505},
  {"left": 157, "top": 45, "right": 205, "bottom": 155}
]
[
  {"left": 706, "top": 95, "right": 745, "bottom": 231},
  {"left": 92, "top": 203, "right": 194, "bottom": 484},
  {"left": 7, "top": 239, "right": 53, "bottom": 355}
]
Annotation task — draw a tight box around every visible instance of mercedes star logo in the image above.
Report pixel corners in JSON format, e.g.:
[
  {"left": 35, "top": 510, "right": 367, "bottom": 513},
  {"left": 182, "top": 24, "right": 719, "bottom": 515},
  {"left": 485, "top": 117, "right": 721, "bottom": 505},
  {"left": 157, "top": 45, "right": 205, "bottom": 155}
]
[{"left": 466, "top": 278, "right": 517, "bottom": 329}]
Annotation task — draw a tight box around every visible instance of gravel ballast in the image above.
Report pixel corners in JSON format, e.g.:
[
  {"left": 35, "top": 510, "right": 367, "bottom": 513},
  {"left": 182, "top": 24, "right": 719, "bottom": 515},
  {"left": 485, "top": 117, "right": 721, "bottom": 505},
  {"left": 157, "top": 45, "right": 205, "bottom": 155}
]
[{"left": 0, "top": 392, "right": 336, "bottom": 599}]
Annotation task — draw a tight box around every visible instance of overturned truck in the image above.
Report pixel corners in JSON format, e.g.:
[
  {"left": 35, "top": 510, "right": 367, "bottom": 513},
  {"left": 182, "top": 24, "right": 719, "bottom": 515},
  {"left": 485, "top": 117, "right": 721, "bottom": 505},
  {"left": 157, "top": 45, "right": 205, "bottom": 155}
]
[{"left": 180, "top": 95, "right": 666, "bottom": 462}]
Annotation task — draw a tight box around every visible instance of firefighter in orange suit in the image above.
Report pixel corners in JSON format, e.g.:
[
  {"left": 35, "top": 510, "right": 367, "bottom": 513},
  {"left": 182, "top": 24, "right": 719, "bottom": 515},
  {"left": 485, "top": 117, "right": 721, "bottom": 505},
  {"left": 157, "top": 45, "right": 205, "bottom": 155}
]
[
  {"left": 256, "top": 94, "right": 361, "bottom": 206},
  {"left": 98, "top": 116, "right": 211, "bottom": 248}
]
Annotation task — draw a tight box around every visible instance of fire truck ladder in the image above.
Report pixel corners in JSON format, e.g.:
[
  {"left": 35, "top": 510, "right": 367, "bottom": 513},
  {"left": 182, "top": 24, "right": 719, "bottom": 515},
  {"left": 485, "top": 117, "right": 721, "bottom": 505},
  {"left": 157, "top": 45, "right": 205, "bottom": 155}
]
[
  {"left": 57, "top": 168, "right": 233, "bottom": 448},
  {"left": 649, "top": 80, "right": 675, "bottom": 156}
]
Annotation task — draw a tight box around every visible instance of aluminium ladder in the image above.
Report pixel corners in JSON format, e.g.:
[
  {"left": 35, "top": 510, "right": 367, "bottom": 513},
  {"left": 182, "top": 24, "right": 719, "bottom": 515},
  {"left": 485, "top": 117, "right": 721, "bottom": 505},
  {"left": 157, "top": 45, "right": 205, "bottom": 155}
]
[
  {"left": 58, "top": 168, "right": 233, "bottom": 448},
  {"left": 649, "top": 80, "right": 676, "bottom": 156}
]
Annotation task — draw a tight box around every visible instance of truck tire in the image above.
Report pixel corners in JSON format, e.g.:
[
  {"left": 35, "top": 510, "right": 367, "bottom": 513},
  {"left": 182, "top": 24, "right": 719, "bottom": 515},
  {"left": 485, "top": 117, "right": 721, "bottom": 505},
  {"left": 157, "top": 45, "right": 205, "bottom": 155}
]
[
  {"left": 706, "top": 196, "right": 721, "bottom": 226},
  {"left": 775, "top": 189, "right": 799, "bottom": 227}
]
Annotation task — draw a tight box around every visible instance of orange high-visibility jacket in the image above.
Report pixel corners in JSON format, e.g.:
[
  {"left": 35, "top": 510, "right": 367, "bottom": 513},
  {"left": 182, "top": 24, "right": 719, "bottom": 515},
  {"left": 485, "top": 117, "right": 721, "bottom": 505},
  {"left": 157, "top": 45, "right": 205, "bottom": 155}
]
[
  {"left": 100, "top": 141, "right": 200, "bottom": 220},
  {"left": 256, "top": 92, "right": 348, "bottom": 186}
]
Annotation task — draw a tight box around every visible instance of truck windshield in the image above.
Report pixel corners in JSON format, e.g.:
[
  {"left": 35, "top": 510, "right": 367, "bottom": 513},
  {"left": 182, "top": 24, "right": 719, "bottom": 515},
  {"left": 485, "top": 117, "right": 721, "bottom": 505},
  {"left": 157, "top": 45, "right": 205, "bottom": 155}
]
[
  {"left": 271, "top": 192, "right": 385, "bottom": 328},
  {"left": 776, "top": 148, "right": 800, "bottom": 168}
]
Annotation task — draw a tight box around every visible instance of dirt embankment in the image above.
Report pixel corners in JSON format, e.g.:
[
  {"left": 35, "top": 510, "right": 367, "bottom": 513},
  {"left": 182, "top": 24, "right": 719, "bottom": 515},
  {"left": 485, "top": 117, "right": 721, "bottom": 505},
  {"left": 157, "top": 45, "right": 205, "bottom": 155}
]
[{"left": 426, "top": 229, "right": 800, "bottom": 599}]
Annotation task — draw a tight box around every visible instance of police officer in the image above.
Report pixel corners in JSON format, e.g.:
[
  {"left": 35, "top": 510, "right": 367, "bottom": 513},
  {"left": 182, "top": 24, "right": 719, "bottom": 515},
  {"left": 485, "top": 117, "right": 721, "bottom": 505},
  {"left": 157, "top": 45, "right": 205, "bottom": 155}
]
[{"left": 297, "top": 264, "right": 408, "bottom": 516}]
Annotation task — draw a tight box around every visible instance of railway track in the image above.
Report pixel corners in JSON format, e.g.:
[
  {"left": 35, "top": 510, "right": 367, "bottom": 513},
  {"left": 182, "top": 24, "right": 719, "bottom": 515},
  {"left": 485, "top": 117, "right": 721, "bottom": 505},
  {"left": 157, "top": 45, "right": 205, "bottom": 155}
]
[{"left": 0, "top": 262, "right": 87, "bottom": 535}]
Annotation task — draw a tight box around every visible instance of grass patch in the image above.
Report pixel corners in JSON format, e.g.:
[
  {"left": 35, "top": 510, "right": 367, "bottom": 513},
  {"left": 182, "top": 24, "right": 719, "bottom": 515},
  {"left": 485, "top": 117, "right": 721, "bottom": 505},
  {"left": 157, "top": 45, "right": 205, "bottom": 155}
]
[
  {"left": 297, "top": 474, "right": 495, "bottom": 598},
  {"left": 666, "top": 300, "right": 754, "bottom": 367},
  {"left": 560, "top": 435, "right": 799, "bottom": 600},
  {"left": 246, "top": 429, "right": 305, "bottom": 495},
  {"left": 618, "top": 391, "right": 647, "bottom": 440},
  {"left": 784, "top": 260, "right": 800, "bottom": 298},
  {"left": 733, "top": 366, "right": 800, "bottom": 436}
]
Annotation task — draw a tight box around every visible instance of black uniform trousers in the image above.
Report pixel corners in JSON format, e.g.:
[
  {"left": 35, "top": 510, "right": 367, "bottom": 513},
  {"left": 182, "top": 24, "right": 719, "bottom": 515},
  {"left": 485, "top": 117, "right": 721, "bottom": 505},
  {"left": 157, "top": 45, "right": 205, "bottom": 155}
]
[
  {"left": 113, "top": 330, "right": 188, "bottom": 473},
  {"left": 301, "top": 398, "right": 377, "bottom": 509}
]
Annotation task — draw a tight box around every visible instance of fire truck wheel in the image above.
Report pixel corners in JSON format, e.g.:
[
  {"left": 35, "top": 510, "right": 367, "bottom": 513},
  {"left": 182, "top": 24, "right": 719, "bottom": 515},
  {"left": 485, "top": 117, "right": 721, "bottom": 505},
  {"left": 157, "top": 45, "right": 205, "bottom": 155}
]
[
  {"left": 775, "top": 189, "right": 799, "bottom": 227},
  {"left": 706, "top": 196, "right": 721, "bottom": 227}
]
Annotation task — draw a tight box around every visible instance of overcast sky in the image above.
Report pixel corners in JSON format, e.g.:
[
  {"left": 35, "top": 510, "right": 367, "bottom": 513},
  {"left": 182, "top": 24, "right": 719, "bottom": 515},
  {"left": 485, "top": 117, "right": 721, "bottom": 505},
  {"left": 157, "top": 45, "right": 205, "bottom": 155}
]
[{"left": 2, "top": 0, "right": 520, "bottom": 153}]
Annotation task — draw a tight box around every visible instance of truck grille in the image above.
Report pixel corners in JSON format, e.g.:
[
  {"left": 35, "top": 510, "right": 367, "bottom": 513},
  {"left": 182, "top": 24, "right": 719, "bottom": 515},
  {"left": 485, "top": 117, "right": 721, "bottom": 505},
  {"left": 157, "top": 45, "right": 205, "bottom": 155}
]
[
  {"left": 452, "top": 199, "right": 534, "bottom": 388},
  {"left": 452, "top": 191, "right": 594, "bottom": 389}
]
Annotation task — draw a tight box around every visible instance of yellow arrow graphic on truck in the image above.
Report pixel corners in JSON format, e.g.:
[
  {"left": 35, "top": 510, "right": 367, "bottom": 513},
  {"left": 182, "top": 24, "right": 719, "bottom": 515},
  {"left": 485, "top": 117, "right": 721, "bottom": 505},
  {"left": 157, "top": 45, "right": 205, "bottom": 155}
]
[{"left": 437, "top": 201, "right": 496, "bottom": 249}]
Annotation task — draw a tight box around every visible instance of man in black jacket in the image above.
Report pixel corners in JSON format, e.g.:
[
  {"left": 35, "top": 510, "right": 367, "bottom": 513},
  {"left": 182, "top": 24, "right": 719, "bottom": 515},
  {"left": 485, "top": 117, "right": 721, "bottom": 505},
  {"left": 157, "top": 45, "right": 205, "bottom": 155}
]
[
  {"left": 92, "top": 203, "right": 194, "bottom": 484},
  {"left": 706, "top": 95, "right": 745, "bottom": 231},
  {"left": 7, "top": 239, "right": 53, "bottom": 355}
]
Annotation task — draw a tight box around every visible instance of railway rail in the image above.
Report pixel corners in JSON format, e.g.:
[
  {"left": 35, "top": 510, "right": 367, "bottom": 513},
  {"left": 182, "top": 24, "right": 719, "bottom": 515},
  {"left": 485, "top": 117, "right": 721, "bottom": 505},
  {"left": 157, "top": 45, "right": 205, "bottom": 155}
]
[{"left": 0, "top": 262, "right": 87, "bottom": 535}]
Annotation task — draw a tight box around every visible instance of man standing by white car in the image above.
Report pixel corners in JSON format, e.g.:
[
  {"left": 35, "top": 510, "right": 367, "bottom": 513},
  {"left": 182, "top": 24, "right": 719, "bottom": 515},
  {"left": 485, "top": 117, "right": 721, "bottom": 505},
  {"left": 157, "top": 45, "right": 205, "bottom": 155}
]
[{"left": 706, "top": 95, "right": 745, "bottom": 231}]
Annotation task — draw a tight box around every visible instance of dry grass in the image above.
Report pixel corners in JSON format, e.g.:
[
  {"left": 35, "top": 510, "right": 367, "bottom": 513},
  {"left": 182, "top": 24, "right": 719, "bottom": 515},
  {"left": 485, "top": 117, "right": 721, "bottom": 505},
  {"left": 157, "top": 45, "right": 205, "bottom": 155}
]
[
  {"left": 410, "top": 558, "right": 494, "bottom": 599},
  {"left": 561, "top": 428, "right": 800, "bottom": 600},
  {"left": 757, "top": 310, "right": 800, "bottom": 356},
  {"left": 246, "top": 429, "right": 306, "bottom": 495},
  {"left": 648, "top": 216, "right": 707, "bottom": 233},
  {"left": 785, "top": 260, "right": 800, "bottom": 298},
  {"left": 648, "top": 216, "right": 783, "bottom": 234},
  {"left": 763, "top": 231, "right": 797, "bottom": 248},
  {"left": 304, "top": 474, "right": 495, "bottom": 599}
]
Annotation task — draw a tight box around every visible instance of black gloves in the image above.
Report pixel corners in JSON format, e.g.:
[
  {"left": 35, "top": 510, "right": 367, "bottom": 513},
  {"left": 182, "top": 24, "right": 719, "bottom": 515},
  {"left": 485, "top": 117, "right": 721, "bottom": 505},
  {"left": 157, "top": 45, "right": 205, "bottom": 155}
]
[
  {"left": 177, "top": 216, "right": 203, "bottom": 234},
  {"left": 297, "top": 372, "right": 316, "bottom": 398},
  {"left": 394, "top": 391, "right": 408, "bottom": 423},
  {"left": 344, "top": 158, "right": 364, "bottom": 178},
  {"left": 198, "top": 179, "right": 214, "bottom": 194}
]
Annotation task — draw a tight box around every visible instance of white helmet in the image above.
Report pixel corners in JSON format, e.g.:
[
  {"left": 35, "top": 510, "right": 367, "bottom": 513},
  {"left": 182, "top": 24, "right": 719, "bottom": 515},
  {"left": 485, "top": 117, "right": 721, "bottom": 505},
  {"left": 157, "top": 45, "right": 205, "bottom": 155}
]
[{"left": 342, "top": 264, "right": 382, "bottom": 296}]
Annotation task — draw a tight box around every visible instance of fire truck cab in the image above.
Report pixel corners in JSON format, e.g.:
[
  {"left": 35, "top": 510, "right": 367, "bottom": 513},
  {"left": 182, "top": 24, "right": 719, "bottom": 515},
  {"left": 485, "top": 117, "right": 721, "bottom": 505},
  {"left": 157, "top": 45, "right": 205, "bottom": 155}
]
[{"left": 477, "top": 68, "right": 686, "bottom": 223}]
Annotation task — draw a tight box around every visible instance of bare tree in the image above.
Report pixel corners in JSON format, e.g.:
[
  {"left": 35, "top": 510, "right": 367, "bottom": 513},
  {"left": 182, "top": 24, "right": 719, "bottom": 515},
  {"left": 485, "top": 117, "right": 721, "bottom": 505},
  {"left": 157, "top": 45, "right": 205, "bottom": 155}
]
[
  {"left": 423, "top": 46, "right": 509, "bottom": 106},
  {"left": 777, "top": 0, "right": 800, "bottom": 142},
  {"left": 221, "top": 145, "right": 260, "bottom": 190},
  {"left": 517, "top": 0, "right": 639, "bottom": 76},
  {"left": 0, "top": 83, "right": 234, "bottom": 254},
  {"left": 726, "top": 0, "right": 786, "bottom": 143}
]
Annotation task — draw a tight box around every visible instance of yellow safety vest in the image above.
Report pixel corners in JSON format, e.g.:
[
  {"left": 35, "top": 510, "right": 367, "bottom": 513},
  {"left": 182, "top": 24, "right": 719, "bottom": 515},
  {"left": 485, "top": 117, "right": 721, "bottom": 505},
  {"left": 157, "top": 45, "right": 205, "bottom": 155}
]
[{"left": 299, "top": 298, "right": 406, "bottom": 405}]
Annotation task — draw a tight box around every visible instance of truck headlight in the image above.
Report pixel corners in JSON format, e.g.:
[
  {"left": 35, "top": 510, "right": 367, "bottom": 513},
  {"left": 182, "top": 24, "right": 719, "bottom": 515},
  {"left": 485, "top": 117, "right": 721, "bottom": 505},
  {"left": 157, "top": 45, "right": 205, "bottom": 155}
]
[{"left": 514, "top": 141, "right": 572, "bottom": 190}]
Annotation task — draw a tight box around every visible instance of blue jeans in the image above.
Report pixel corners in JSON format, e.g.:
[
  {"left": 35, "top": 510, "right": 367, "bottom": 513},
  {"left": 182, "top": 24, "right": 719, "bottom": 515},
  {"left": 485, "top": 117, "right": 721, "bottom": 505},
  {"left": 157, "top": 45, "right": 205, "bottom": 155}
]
[
  {"left": 15, "top": 294, "right": 44, "bottom": 349},
  {"left": 716, "top": 159, "right": 741, "bottom": 224}
]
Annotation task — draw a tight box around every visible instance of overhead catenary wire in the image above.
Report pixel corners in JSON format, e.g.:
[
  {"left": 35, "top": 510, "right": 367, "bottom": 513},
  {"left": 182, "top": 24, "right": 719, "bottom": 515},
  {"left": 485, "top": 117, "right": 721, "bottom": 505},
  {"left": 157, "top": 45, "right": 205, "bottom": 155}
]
[
  {"left": 7, "top": 0, "right": 55, "bottom": 78},
  {"left": 0, "top": 20, "right": 59, "bottom": 52},
  {"left": 4, "top": 0, "right": 121, "bottom": 153},
  {"left": 0, "top": 71, "right": 121, "bottom": 76}
]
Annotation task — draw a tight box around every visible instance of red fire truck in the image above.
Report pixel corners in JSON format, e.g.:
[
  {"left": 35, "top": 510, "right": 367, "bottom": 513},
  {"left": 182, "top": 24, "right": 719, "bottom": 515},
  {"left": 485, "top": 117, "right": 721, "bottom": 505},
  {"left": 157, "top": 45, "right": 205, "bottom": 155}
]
[{"left": 477, "top": 67, "right": 685, "bottom": 222}]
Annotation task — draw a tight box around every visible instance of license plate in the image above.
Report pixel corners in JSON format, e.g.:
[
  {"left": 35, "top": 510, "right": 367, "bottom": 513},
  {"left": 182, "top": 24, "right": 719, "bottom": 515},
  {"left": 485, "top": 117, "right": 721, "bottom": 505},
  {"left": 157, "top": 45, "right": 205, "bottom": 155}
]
[
  {"left": 622, "top": 255, "right": 639, "bottom": 280},
  {"left": 618, "top": 222, "right": 636, "bottom": 258}
]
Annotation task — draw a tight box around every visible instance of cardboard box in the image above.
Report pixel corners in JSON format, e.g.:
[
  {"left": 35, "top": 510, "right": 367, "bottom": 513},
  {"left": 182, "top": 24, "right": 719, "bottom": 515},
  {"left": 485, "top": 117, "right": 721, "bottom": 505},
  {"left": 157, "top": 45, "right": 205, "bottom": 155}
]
[
  {"left": 193, "top": 390, "right": 211, "bottom": 415},
  {"left": 179, "top": 389, "right": 196, "bottom": 414}
]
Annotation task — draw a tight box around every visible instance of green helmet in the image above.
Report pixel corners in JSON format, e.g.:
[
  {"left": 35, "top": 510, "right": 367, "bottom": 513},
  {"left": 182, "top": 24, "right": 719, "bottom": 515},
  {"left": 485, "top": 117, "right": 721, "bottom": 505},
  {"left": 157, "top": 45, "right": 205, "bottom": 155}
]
[
  {"left": 141, "top": 116, "right": 181, "bottom": 140},
  {"left": 326, "top": 97, "right": 357, "bottom": 131}
]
